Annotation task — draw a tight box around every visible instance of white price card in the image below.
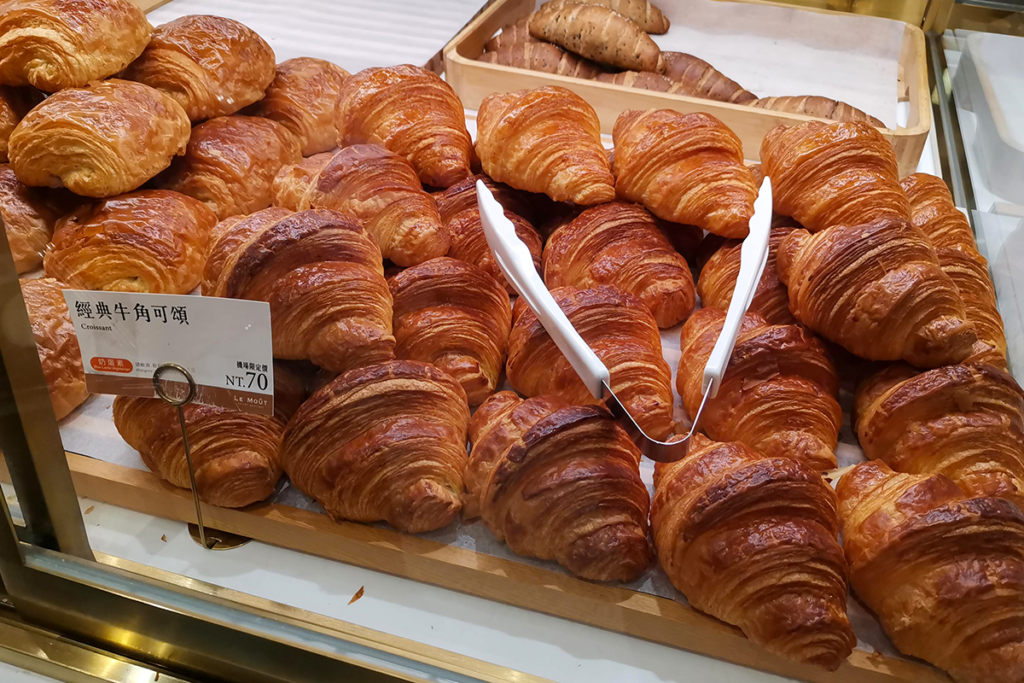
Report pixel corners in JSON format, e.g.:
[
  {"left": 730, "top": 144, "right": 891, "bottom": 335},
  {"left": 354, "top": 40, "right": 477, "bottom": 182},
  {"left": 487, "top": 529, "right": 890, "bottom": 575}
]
[{"left": 63, "top": 291, "right": 274, "bottom": 416}]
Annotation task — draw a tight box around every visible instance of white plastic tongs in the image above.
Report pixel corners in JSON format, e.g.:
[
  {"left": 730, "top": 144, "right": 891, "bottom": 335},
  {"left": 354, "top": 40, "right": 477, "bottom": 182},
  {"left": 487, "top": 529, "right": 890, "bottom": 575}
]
[{"left": 477, "top": 178, "right": 773, "bottom": 462}]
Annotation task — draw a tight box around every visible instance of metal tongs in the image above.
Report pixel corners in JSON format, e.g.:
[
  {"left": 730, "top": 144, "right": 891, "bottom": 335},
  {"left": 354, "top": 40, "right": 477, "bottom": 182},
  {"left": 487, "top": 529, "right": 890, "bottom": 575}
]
[{"left": 477, "top": 178, "right": 773, "bottom": 462}]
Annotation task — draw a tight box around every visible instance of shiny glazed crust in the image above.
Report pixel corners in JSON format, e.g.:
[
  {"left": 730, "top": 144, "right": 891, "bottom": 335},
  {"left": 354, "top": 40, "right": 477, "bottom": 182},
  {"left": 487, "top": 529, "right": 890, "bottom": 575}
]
[
  {"left": 0, "top": 86, "right": 43, "bottom": 162},
  {"left": 272, "top": 152, "right": 334, "bottom": 211},
  {"left": 0, "top": 164, "right": 58, "bottom": 273}
]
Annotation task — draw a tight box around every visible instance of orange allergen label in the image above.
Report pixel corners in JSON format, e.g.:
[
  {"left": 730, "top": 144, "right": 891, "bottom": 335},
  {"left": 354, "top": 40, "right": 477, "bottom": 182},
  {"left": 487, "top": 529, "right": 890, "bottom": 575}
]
[{"left": 90, "top": 357, "right": 134, "bottom": 373}]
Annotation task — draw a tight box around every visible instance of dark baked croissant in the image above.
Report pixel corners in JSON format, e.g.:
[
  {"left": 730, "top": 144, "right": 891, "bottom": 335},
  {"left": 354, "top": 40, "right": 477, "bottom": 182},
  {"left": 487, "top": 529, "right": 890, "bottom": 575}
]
[
  {"left": 272, "top": 152, "right": 334, "bottom": 211},
  {"left": 760, "top": 120, "right": 908, "bottom": 232},
  {"left": 777, "top": 216, "right": 977, "bottom": 367},
  {"left": 44, "top": 190, "right": 217, "bottom": 294},
  {"left": 856, "top": 362, "right": 1024, "bottom": 508},
  {"left": 21, "top": 278, "right": 88, "bottom": 420},
  {"left": 659, "top": 52, "right": 757, "bottom": 104},
  {"left": 0, "top": 0, "right": 151, "bottom": 91},
  {"left": 837, "top": 460, "right": 1024, "bottom": 683},
  {"left": 390, "top": 257, "right": 511, "bottom": 406},
  {"left": 281, "top": 360, "right": 470, "bottom": 532},
  {"left": 155, "top": 115, "right": 301, "bottom": 220},
  {"left": 203, "top": 207, "right": 394, "bottom": 374},
  {"left": 244, "top": 57, "right": 350, "bottom": 156},
  {"left": 476, "top": 86, "right": 615, "bottom": 205},
  {"left": 335, "top": 64, "right": 472, "bottom": 189},
  {"left": 121, "top": 15, "right": 275, "bottom": 122},
  {"left": 679, "top": 308, "right": 841, "bottom": 471},
  {"left": 113, "top": 361, "right": 306, "bottom": 508},
  {"left": 434, "top": 174, "right": 543, "bottom": 294},
  {"left": 697, "top": 226, "right": 799, "bottom": 325},
  {"left": 613, "top": 109, "right": 757, "bottom": 238},
  {"left": 902, "top": 173, "right": 1006, "bottom": 364},
  {"left": 652, "top": 434, "right": 855, "bottom": 670},
  {"left": 466, "top": 391, "right": 652, "bottom": 581},
  {"left": 479, "top": 40, "right": 605, "bottom": 79},
  {"left": 0, "top": 86, "right": 43, "bottom": 163},
  {"left": 750, "top": 96, "right": 883, "bottom": 127},
  {"left": 507, "top": 285, "right": 675, "bottom": 439},
  {"left": 1, "top": 164, "right": 58, "bottom": 273},
  {"left": 8, "top": 79, "right": 190, "bottom": 198},
  {"left": 298, "top": 144, "right": 449, "bottom": 266},
  {"left": 543, "top": 202, "right": 696, "bottom": 328}
]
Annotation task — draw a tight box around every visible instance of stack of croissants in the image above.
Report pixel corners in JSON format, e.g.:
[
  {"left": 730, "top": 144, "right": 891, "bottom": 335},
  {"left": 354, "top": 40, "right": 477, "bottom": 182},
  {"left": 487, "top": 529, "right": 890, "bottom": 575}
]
[{"left": 3, "top": 1, "right": 1023, "bottom": 681}]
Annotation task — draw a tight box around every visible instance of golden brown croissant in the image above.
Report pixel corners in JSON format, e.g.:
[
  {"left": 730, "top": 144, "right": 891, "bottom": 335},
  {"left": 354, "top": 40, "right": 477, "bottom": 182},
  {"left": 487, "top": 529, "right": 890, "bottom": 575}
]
[
  {"left": 155, "top": 115, "right": 301, "bottom": 221},
  {"left": 777, "top": 216, "right": 977, "bottom": 367},
  {"left": 244, "top": 57, "right": 350, "bottom": 156},
  {"left": 20, "top": 278, "right": 88, "bottom": 420},
  {"left": 529, "top": 2, "right": 662, "bottom": 72},
  {"left": 44, "top": 190, "right": 216, "bottom": 294},
  {"left": 476, "top": 86, "right": 614, "bottom": 205},
  {"left": 696, "top": 226, "right": 799, "bottom": 326},
  {"left": 543, "top": 202, "right": 695, "bottom": 328},
  {"left": 836, "top": 460, "right": 1024, "bottom": 683},
  {"left": 0, "top": 0, "right": 151, "bottom": 91},
  {"left": 660, "top": 52, "right": 757, "bottom": 104},
  {"left": 0, "top": 86, "right": 43, "bottom": 163},
  {"left": 113, "top": 361, "right": 306, "bottom": 508},
  {"left": 901, "top": 172, "right": 978, "bottom": 251},
  {"left": 479, "top": 41, "right": 605, "bottom": 79},
  {"left": 271, "top": 152, "right": 335, "bottom": 211},
  {"left": 434, "top": 174, "right": 543, "bottom": 294},
  {"left": 750, "top": 96, "right": 883, "bottom": 127},
  {"left": 613, "top": 109, "right": 757, "bottom": 238},
  {"left": 855, "top": 362, "right": 1024, "bottom": 508},
  {"left": 8, "top": 80, "right": 190, "bottom": 198},
  {"left": 389, "top": 258, "right": 511, "bottom": 406},
  {"left": 466, "top": 391, "right": 652, "bottom": 581},
  {"left": 203, "top": 207, "right": 394, "bottom": 374},
  {"left": 121, "top": 15, "right": 275, "bottom": 122},
  {"left": 652, "top": 434, "right": 855, "bottom": 669},
  {"left": 281, "top": 360, "right": 470, "bottom": 532},
  {"left": 298, "top": 144, "right": 449, "bottom": 266},
  {"left": 679, "top": 308, "right": 841, "bottom": 470},
  {"left": 760, "top": 120, "right": 908, "bottom": 232},
  {"left": 507, "top": 285, "right": 675, "bottom": 439},
  {"left": 1, "top": 164, "right": 58, "bottom": 274},
  {"left": 335, "top": 65, "right": 472, "bottom": 189}
]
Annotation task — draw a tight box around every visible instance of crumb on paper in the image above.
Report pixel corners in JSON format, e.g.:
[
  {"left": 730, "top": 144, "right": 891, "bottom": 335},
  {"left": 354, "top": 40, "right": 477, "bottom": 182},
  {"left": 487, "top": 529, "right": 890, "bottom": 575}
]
[
  {"left": 83, "top": 505, "right": 94, "bottom": 515},
  {"left": 348, "top": 586, "right": 364, "bottom": 605},
  {"left": 161, "top": 534, "right": 167, "bottom": 542}
]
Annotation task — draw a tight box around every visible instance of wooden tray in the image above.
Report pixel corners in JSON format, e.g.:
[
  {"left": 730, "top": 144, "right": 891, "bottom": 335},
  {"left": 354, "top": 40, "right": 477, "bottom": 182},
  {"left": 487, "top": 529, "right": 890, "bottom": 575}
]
[
  {"left": 7, "top": 452, "right": 953, "bottom": 683},
  {"left": 443, "top": 0, "right": 930, "bottom": 177}
]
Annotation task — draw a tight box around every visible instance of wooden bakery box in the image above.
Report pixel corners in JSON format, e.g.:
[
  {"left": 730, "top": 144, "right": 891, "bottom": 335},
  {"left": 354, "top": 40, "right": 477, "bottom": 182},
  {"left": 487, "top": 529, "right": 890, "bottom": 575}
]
[{"left": 444, "top": 0, "right": 930, "bottom": 176}]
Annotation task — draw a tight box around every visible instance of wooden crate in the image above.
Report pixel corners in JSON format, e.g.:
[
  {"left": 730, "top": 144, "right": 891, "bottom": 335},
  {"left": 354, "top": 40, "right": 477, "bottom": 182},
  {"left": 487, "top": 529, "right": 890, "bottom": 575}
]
[
  {"left": 443, "top": 0, "right": 930, "bottom": 177},
  {"left": 7, "top": 452, "right": 954, "bottom": 683}
]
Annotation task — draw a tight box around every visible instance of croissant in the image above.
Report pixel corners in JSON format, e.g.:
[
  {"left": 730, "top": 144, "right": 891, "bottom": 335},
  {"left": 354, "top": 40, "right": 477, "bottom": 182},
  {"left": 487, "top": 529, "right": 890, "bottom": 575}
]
[
  {"left": 202, "top": 207, "right": 395, "bottom": 374},
  {"left": 836, "top": 460, "right": 1024, "bottom": 683},
  {"left": 543, "top": 202, "right": 695, "bottom": 328},
  {"left": 678, "top": 308, "right": 841, "bottom": 470},
  {"left": 613, "top": 109, "right": 757, "bottom": 238},
  {"left": 434, "top": 174, "right": 543, "bottom": 294},
  {"left": 113, "top": 361, "right": 306, "bottom": 508},
  {"left": 466, "top": 391, "right": 652, "bottom": 581},
  {"left": 485, "top": 16, "right": 535, "bottom": 52},
  {"left": 1, "top": 164, "right": 59, "bottom": 274},
  {"left": 44, "top": 190, "right": 217, "bottom": 294},
  {"left": 121, "top": 15, "right": 275, "bottom": 122},
  {"left": 476, "top": 86, "right": 614, "bottom": 205},
  {"left": 507, "top": 285, "right": 675, "bottom": 439},
  {"left": 776, "top": 216, "right": 977, "bottom": 367},
  {"left": 660, "top": 52, "right": 757, "bottom": 104},
  {"left": 244, "top": 57, "right": 350, "bottom": 156},
  {"left": 335, "top": 65, "right": 472, "bottom": 189},
  {"left": 902, "top": 173, "right": 1006, "bottom": 363},
  {"left": 0, "top": 0, "right": 151, "bottom": 92},
  {"left": 570, "top": 0, "right": 670, "bottom": 33},
  {"left": 479, "top": 42, "right": 605, "bottom": 79},
  {"left": 8, "top": 79, "right": 190, "bottom": 198},
  {"left": 389, "top": 257, "right": 511, "bottom": 406},
  {"left": 297, "top": 144, "right": 449, "bottom": 266},
  {"left": 0, "top": 86, "right": 43, "bottom": 163},
  {"left": 750, "top": 96, "right": 883, "bottom": 127},
  {"left": 272, "top": 152, "right": 335, "bottom": 211},
  {"left": 652, "top": 434, "right": 855, "bottom": 669},
  {"left": 528, "top": 2, "right": 662, "bottom": 72},
  {"left": 21, "top": 278, "right": 88, "bottom": 420},
  {"left": 760, "top": 120, "right": 908, "bottom": 232},
  {"left": 594, "top": 71, "right": 680, "bottom": 93},
  {"left": 154, "top": 115, "right": 301, "bottom": 221},
  {"left": 855, "top": 362, "right": 1024, "bottom": 508},
  {"left": 281, "top": 360, "right": 470, "bottom": 532}
]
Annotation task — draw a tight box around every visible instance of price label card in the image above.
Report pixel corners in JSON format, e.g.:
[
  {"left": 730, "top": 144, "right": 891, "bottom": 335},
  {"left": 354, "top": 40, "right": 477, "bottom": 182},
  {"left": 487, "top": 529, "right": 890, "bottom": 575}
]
[{"left": 63, "top": 291, "right": 274, "bottom": 416}]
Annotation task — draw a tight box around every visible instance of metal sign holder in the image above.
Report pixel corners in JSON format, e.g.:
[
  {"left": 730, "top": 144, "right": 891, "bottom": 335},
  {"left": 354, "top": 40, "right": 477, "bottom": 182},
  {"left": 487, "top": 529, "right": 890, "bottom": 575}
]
[{"left": 152, "top": 363, "right": 250, "bottom": 551}]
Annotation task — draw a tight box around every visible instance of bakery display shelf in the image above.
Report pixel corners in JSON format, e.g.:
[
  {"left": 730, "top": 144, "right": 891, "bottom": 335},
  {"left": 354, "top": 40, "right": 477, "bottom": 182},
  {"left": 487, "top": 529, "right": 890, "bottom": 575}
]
[{"left": 0, "top": 452, "right": 949, "bottom": 683}]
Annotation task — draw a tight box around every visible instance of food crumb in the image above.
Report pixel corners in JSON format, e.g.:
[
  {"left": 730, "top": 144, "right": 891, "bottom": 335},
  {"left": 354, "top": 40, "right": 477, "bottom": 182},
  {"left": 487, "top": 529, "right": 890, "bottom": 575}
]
[
  {"left": 348, "top": 586, "right": 365, "bottom": 605},
  {"left": 161, "top": 535, "right": 167, "bottom": 542},
  {"left": 83, "top": 505, "right": 94, "bottom": 515}
]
